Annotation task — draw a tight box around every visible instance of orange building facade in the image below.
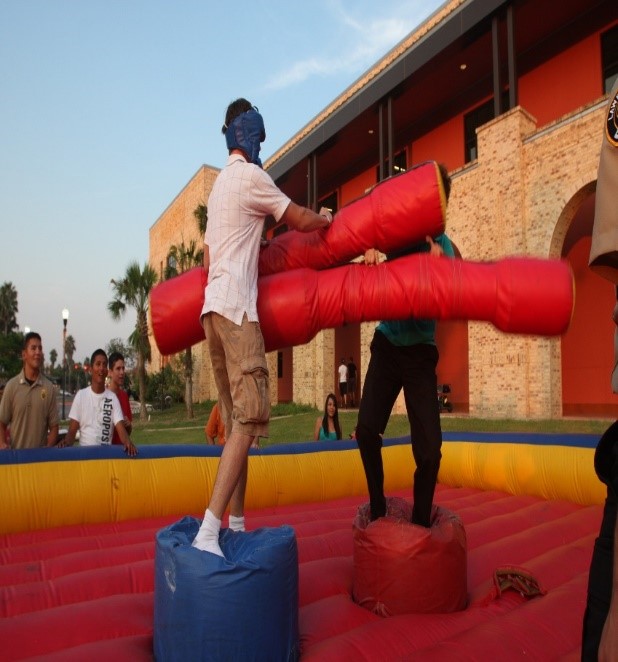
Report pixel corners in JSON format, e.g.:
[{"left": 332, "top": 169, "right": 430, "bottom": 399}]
[{"left": 149, "top": 0, "right": 618, "bottom": 419}]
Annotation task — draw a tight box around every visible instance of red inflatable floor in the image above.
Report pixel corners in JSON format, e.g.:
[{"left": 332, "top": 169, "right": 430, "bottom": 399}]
[{"left": 0, "top": 483, "right": 600, "bottom": 661}]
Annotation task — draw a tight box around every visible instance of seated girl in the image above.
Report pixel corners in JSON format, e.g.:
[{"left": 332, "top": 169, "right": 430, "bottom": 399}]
[{"left": 314, "top": 393, "right": 342, "bottom": 441}]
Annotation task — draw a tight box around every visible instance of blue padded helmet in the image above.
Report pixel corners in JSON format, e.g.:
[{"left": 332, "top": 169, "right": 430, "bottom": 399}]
[{"left": 224, "top": 107, "right": 266, "bottom": 167}]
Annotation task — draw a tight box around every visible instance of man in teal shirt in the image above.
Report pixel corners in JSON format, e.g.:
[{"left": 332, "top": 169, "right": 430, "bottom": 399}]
[{"left": 356, "top": 164, "right": 454, "bottom": 527}]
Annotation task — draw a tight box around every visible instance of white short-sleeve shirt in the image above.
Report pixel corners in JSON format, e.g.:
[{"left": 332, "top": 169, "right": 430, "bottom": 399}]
[
  {"left": 68, "top": 387, "right": 124, "bottom": 446},
  {"left": 201, "top": 154, "right": 291, "bottom": 325}
]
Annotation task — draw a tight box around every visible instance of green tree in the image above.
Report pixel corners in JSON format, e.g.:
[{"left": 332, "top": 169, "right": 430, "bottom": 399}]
[
  {"left": 49, "top": 348, "right": 58, "bottom": 372},
  {"left": 146, "top": 364, "right": 184, "bottom": 406},
  {"left": 64, "top": 334, "right": 76, "bottom": 392},
  {"left": 0, "top": 332, "right": 23, "bottom": 379},
  {"left": 164, "top": 239, "right": 203, "bottom": 280},
  {"left": 106, "top": 338, "right": 136, "bottom": 371},
  {"left": 164, "top": 231, "right": 204, "bottom": 419},
  {"left": 194, "top": 203, "right": 208, "bottom": 236},
  {"left": 0, "top": 282, "right": 18, "bottom": 336},
  {"left": 108, "top": 262, "right": 158, "bottom": 421}
]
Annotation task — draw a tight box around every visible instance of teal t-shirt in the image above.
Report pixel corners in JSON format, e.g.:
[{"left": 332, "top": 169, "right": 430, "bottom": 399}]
[
  {"left": 376, "top": 234, "right": 455, "bottom": 347},
  {"left": 318, "top": 427, "right": 338, "bottom": 441}
]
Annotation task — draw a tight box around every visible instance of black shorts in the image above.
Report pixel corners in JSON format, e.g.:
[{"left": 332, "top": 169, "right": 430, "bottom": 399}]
[{"left": 339, "top": 382, "right": 347, "bottom": 396}]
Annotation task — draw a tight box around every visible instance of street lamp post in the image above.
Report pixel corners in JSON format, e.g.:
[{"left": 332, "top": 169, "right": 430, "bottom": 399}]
[{"left": 61, "top": 308, "right": 69, "bottom": 420}]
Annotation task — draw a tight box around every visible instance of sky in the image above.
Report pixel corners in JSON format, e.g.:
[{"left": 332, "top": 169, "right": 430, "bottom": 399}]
[{"left": 0, "top": 0, "right": 444, "bottom": 364}]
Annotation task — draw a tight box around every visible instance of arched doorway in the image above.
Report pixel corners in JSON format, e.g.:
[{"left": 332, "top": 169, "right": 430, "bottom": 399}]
[
  {"left": 560, "top": 190, "right": 617, "bottom": 416},
  {"left": 335, "top": 324, "right": 360, "bottom": 408}
]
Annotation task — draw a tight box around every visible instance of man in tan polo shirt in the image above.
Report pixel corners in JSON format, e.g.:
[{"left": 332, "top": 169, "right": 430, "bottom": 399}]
[{"left": 0, "top": 331, "right": 59, "bottom": 449}]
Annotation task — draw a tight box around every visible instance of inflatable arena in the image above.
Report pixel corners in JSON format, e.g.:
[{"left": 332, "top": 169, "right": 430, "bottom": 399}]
[
  {"left": 0, "top": 161, "right": 598, "bottom": 660},
  {"left": 0, "top": 433, "right": 603, "bottom": 659}
]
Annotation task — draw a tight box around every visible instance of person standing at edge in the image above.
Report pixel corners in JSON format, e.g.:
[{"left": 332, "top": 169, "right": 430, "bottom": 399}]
[
  {"left": 107, "top": 351, "right": 133, "bottom": 446},
  {"left": 0, "top": 331, "right": 58, "bottom": 449},
  {"left": 347, "top": 356, "right": 358, "bottom": 408},
  {"left": 582, "top": 77, "right": 618, "bottom": 662},
  {"left": 205, "top": 402, "right": 225, "bottom": 446},
  {"left": 355, "top": 163, "right": 454, "bottom": 528},
  {"left": 338, "top": 358, "right": 348, "bottom": 409},
  {"left": 192, "top": 98, "right": 332, "bottom": 557}
]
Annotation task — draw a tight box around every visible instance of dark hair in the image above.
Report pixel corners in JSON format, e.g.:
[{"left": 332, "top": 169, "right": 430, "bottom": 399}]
[
  {"left": 23, "top": 331, "right": 41, "bottom": 349},
  {"left": 386, "top": 162, "right": 452, "bottom": 262},
  {"left": 222, "top": 98, "right": 253, "bottom": 134},
  {"left": 438, "top": 162, "right": 451, "bottom": 201},
  {"left": 321, "top": 393, "right": 342, "bottom": 440},
  {"left": 90, "top": 348, "right": 107, "bottom": 366},
  {"left": 108, "top": 351, "right": 124, "bottom": 370}
]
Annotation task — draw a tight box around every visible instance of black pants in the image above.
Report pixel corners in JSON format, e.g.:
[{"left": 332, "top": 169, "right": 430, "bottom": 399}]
[
  {"left": 355, "top": 331, "right": 442, "bottom": 526},
  {"left": 581, "top": 421, "right": 617, "bottom": 661}
]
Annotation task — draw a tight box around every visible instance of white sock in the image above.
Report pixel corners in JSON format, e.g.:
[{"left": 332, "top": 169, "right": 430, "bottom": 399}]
[
  {"left": 229, "top": 515, "right": 245, "bottom": 532},
  {"left": 192, "top": 509, "right": 224, "bottom": 556}
]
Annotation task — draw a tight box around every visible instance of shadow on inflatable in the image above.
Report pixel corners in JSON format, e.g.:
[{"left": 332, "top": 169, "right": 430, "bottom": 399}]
[{"left": 0, "top": 432, "right": 604, "bottom": 660}]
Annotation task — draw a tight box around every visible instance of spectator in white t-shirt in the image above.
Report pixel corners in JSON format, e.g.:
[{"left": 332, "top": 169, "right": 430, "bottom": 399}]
[{"left": 58, "top": 349, "right": 137, "bottom": 456}]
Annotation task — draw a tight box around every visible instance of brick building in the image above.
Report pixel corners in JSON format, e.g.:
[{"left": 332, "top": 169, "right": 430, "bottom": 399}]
[{"left": 149, "top": 0, "right": 618, "bottom": 419}]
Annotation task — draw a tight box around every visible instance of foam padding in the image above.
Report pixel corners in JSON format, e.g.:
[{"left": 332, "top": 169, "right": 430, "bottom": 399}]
[
  {"left": 0, "top": 437, "right": 604, "bottom": 535},
  {"left": 154, "top": 517, "right": 299, "bottom": 662},
  {"left": 352, "top": 498, "right": 467, "bottom": 615}
]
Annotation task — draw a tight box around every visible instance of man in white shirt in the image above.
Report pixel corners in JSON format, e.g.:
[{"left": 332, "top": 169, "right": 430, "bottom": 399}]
[
  {"left": 193, "top": 98, "right": 332, "bottom": 556},
  {"left": 338, "top": 358, "right": 348, "bottom": 409},
  {"left": 59, "top": 349, "right": 137, "bottom": 456}
]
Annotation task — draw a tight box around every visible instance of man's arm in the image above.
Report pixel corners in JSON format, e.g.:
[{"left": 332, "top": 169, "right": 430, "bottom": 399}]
[
  {"left": 0, "top": 421, "right": 9, "bottom": 449},
  {"left": 314, "top": 417, "right": 322, "bottom": 441},
  {"left": 115, "top": 422, "right": 138, "bottom": 456},
  {"left": 280, "top": 202, "right": 332, "bottom": 233},
  {"left": 119, "top": 391, "right": 133, "bottom": 435},
  {"left": 46, "top": 424, "right": 59, "bottom": 447},
  {"left": 59, "top": 419, "right": 80, "bottom": 447}
]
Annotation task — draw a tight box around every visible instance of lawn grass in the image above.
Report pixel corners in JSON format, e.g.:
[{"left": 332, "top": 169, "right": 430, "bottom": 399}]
[{"left": 131, "top": 401, "right": 612, "bottom": 447}]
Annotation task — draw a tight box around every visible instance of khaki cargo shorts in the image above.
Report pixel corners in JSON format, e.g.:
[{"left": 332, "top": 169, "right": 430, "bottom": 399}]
[{"left": 202, "top": 312, "right": 270, "bottom": 439}]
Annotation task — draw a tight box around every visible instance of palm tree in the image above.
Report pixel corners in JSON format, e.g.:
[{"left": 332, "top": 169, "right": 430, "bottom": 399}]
[
  {"left": 64, "top": 334, "right": 76, "bottom": 392},
  {"left": 49, "top": 348, "right": 57, "bottom": 372},
  {"left": 164, "top": 237, "right": 203, "bottom": 418},
  {"left": 164, "top": 240, "right": 203, "bottom": 280},
  {"left": 194, "top": 203, "right": 208, "bottom": 236},
  {"left": 108, "top": 262, "right": 158, "bottom": 421},
  {"left": 0, "top": 282, "right": 18, "bottom": 336}
]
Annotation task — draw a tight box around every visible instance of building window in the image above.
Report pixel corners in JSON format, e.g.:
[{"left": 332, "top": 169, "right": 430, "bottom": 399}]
[
  {"left": 376, "top": 150, "right": 407, "bottom": 181},
  {"left": 318, "top": 191, "right": 338, "bottom": 215},
  {"left": 601, "top": 24, "right": 618, "bottom": 93},
  {"left": 464, "top": 99, "right": 494, "bottom": 163},
  {"left": 277, "top": 351, "right": 283, "bottom": 379}
]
